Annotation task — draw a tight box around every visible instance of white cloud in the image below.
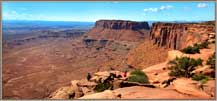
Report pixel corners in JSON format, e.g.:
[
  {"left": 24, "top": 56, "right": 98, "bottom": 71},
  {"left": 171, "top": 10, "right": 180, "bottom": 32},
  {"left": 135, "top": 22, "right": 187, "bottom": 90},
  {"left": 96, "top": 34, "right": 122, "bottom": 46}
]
[
  {"left": 197, "top": 3, "right": 207, "bottom": 8},
  {"left": 144, "top": 5, "right": 173, "bottom": 12},
  {"left": 144, "top": 8, "right": 159, "bottom": 12},
  {"left": 159, "top": 5, "right": 173, "bottom": 10}
]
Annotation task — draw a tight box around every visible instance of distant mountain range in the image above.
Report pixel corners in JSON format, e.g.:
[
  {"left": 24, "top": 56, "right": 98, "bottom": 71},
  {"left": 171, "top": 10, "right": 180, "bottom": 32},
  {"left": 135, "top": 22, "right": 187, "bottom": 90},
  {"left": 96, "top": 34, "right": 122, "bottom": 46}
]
[
  {"left": 3, "top": 20, "right": 213, "bottom": 35},
  {"left": 3, "top": 20, "right": 95, "bottom": 35}
]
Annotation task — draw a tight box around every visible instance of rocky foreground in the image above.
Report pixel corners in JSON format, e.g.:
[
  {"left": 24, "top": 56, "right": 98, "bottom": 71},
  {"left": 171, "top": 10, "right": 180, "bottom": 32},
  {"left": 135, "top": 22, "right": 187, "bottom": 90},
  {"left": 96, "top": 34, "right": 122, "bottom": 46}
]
[{"left": 49, "top": 41, "right": 215, "bottom": 99}]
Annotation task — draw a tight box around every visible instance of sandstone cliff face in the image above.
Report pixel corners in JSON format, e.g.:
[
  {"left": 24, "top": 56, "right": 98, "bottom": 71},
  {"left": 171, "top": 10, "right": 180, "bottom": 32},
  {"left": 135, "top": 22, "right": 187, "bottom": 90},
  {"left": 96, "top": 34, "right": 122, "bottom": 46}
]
[
  {"left": 95, "top": 20, "right": 150, "bottom": 30},
  {"left": 126, "top": 21, "right": 215, "bottom": 69},
  {"left": 86, "top": 20, "right": 150, "bottom": 41},
  {"left": 149, "top": 22, "right": 215, "bottom": 49}
]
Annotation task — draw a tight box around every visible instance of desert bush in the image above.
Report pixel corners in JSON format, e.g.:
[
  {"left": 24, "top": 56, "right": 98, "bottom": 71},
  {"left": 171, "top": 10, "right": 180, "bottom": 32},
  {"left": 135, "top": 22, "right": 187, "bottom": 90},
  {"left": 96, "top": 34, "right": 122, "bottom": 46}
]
[
  {"left": 181, "top": 45, "right": 200, "bottom": 54},
  {"left": 197, "top": 41, "right": 209, "bottom": 49},
  {"left": 181, "top": 41, "right": 209, "bottom": 54},
  {"left": 192, "top": 74, "right": 209, "bottom": 84},
  {"left": 94, "top": 81, "right": 112, "bottom": 92},
  {"left": 168, "top": 57, "right": 203, "bottom": 78},
  {"left": 127, "top": 69, "right": 149, "bottom": 84},
  {"left": 206, "top": 53, "right": 215, "bottom": 69}
]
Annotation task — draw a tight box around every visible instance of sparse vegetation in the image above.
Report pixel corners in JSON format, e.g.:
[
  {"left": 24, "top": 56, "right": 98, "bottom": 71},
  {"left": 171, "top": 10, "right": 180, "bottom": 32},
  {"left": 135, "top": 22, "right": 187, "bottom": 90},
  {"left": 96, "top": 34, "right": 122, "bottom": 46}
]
[
  {"left": 168, "top": 57, "right": 203, "bottom": 78},
  {"left": 192, "top": 74, "right": 209, "bottom": 84},
  {"left": 196, "top": 41, "right": 209, "bottom": 49},
  {"left": 206, "top": 53, "right": 215, "bottom": 69},
  {"left": 127, "top": 69, "right": 149, "bottom": 84},
  {"left": 181, "top": 45, "right": 200, "bottom": 54},
  {"left": 94, "top": 81, "right": 112, "bottom": 92},
  {"left": 181, "top": 41, "right": 209, "bottom": 54}
]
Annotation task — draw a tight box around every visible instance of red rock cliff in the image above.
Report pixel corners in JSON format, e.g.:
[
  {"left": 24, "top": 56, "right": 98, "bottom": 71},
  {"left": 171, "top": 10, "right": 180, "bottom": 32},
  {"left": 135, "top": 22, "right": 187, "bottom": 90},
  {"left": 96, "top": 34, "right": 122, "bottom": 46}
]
[
  {"left": 85, "top": 20, "right": 150, "bottom": 41},
  {"left": 95, "top": 20, "right": 150, "bottom": 30},
  {"left": 149, "top": 21, "right": 215, "bottom": 49}
]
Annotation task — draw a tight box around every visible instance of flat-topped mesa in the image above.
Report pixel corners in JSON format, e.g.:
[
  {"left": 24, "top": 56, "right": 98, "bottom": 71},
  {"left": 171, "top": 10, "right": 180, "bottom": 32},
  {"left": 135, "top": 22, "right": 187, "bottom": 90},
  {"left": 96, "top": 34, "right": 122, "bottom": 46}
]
[
  {"left": 95, "top": 20, "right": 150, "bottom": 30},
  {"left": 150, "top": 21, "right": 215, "bottom": 50},
  {"left": 85, "top": 20, "right": 150, "bottom": 42}
]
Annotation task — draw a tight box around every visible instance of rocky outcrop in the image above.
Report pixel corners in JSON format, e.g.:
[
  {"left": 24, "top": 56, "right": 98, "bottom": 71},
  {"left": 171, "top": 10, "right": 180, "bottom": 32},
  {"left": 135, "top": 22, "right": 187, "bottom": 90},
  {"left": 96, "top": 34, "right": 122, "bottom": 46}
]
[
  {"left": 49, "top": 71, "right": 128, "bottom": 99},
  {"left": 85, "top": 20, "right": 150, "bottom": 41},
  {"left": 78, "top": 90, "right": 120, "bottom": 99},
  {"left": 95, "top": 20, "right": 150, "bottom": 30},
  {"left": 49, "top": 87, "right": 76, "bottom": 99},
  {"left": 150, "top": 21, "right": 215, "bottom": 49}
]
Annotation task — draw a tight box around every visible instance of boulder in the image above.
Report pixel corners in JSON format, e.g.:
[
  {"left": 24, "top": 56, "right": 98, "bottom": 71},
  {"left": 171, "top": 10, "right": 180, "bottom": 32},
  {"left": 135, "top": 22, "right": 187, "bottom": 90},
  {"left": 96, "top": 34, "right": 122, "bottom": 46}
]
[
  {"left": 70, "top": 80, "right": 84, "bottom": 98},
  {"left": 78, "top": 90, "right": 120, "bottom": 99},
  {"left": 80, "top": 87, "right": 94, "bottom": 95},
  {"left": 49, "top": 86, "right": 75, "bottom": 99},
  {"left": 77, "top": 79, "right": 97, "bottom": 88}
]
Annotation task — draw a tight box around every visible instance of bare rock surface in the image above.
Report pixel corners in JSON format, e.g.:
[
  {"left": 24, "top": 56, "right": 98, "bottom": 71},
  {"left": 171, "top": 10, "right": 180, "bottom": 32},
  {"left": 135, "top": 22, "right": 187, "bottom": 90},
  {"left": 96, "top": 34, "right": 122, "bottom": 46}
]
[
  {"left": 78, "top": 90, "right": 120, "bottom": 99},
  {"left": 49, "top": 87, "right": 75, "bottom": 99},
  {"left": 79, "top": 86, "right": 200, "bottom": 99},
  {"left": 203, "top": 80, "right": 215, "bottom": 97},
  {"left": 172, "top": 78, "right": 212, "bottom": 98}
]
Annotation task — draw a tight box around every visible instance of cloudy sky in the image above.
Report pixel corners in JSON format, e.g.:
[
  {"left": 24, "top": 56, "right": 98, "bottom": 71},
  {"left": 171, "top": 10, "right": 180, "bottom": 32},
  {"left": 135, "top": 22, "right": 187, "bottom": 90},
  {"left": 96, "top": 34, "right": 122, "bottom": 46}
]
[{"left": 2, "top": 1, "right": 215, "bottom": 22}]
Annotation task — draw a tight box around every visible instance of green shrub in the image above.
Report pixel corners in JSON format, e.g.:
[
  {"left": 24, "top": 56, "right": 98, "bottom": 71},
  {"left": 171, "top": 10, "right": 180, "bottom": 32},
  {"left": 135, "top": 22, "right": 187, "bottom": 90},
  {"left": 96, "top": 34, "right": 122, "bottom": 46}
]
[
  {"left": 181, "top": 41, "right": 209, "bottom": 54},
  {"left": 168, "top": 57, "right": 203, "bottom": 78},
  {"left": 181, "top": 45, "right": 200, "bottom": 54},
  {"left": 127, "top": 70, "right": 149, "bottom": 84},
  {"left": 94, "top": 81, "right": 112, "bottom": 92},
  {"left": 197, "top": 41, "right": 209, "bottom": 49},
  {"left": 192, "top": 74, "right": 209, "bottom": 84},
  {"left": 206, "top": 53, "right": 215, "bottom": 69}
]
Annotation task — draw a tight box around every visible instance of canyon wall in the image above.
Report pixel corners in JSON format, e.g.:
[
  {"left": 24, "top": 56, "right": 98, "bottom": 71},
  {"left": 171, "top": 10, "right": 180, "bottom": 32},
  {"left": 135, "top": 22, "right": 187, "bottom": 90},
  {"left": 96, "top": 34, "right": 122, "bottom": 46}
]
[
  {"left": 149, "top": 21, "right": 215, "bottom": 49},
  {"left": 86, "top": 20, "right": 150, "bottom": 41},
  {"left": 127, "top": 21, "right": 215, "bottom": 69},
  {"left": 95, "top": 20, "right": 150, "bottom": 30}
]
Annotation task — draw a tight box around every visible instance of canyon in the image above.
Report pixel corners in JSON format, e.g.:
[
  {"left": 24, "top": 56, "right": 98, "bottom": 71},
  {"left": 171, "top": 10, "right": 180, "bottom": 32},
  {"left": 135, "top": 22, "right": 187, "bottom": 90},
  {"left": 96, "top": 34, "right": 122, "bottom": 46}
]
[{"left": 2, "top": 20, "right": 215, "bottom": 99}]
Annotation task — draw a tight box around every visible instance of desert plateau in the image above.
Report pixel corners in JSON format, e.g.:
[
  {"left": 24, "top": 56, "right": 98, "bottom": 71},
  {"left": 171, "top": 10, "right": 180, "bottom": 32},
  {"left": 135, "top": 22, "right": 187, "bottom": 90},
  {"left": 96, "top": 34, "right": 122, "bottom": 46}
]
[{"left": 2, "top": 1, "right": 216, "bottom": 100}]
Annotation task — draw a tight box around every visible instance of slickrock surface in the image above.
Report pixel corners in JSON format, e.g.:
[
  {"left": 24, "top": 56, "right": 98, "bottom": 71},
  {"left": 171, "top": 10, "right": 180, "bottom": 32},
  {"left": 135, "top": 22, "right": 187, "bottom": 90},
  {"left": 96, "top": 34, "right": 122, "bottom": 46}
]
[
  {"left": 80, "top": 86, "right": 201, "bottom": 99},
  {"left": 173, "top": 78, "right": 212, "bottom": 98}
]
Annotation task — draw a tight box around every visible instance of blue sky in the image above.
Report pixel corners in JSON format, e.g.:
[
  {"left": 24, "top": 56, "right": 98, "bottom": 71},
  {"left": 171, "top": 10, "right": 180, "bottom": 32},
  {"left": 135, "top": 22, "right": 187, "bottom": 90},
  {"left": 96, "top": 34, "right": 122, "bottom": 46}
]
[{"left": 2, "top": 1, "right": 215, "bottom": 22}]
